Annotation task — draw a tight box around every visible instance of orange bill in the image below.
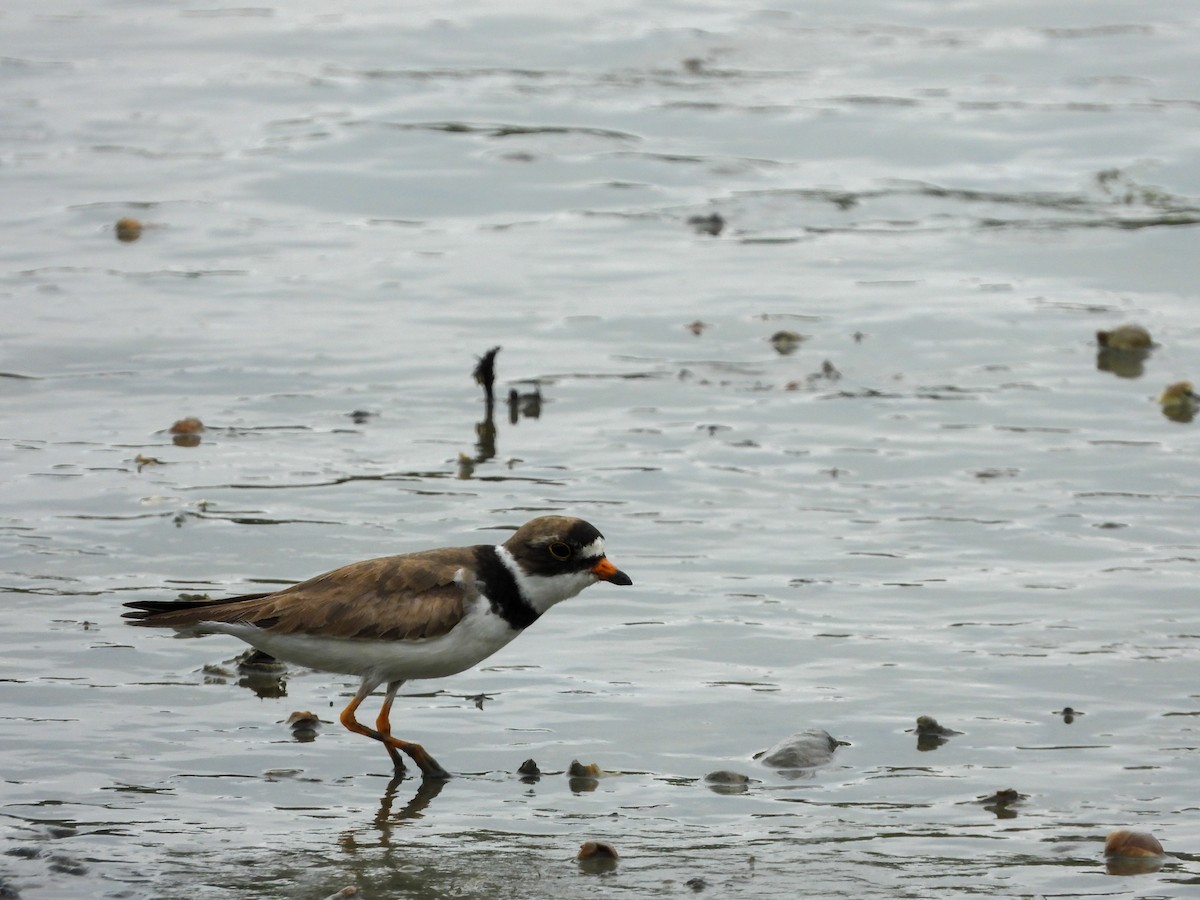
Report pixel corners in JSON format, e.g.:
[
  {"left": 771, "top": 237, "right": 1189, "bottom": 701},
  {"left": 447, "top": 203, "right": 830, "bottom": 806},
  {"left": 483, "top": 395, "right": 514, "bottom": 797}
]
[{"left": 591, "top": 557, "right": 632, "bottom": 585}]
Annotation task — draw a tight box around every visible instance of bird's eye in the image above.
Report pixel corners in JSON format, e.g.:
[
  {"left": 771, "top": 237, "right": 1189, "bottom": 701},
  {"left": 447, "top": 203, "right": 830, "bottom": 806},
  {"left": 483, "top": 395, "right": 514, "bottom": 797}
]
[{"left": 547, "top": 541, "right": 572, "bottom": 560}]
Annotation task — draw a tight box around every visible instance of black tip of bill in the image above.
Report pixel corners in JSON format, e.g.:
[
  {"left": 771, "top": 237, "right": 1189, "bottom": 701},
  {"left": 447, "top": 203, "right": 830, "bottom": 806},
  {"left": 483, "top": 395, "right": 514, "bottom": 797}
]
[{"left": 592, "top": 557, "right": 633, "bottom": 586}]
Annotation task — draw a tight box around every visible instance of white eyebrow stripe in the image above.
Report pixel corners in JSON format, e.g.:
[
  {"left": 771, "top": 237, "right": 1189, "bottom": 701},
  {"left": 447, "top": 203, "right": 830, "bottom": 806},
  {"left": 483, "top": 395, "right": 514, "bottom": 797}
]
[{"left": 578, "top": 537, "right": 605, "bottom": 560}]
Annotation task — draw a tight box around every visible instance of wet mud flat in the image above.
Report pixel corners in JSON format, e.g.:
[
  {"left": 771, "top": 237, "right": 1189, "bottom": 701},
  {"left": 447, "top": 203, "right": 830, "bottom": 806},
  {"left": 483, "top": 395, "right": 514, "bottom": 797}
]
[{"left": 4, "top": 0, "right": 1200, "bottom": 897}]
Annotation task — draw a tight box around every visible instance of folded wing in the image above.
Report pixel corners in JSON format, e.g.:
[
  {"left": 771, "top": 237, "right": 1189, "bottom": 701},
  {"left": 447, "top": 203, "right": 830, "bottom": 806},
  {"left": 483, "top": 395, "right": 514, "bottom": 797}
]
[{"left": 123, "top": 547, "right": 480, "bottom": 641}]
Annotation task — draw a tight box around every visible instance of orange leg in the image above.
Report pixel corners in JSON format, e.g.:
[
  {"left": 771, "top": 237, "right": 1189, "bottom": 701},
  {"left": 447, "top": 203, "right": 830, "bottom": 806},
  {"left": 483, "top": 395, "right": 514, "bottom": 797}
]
[
  {"left": 339, "top": 679, "right": 450, "bottom": 779},
  {"left": 374, "top": 683, "right": 406, "bottom": 771}
]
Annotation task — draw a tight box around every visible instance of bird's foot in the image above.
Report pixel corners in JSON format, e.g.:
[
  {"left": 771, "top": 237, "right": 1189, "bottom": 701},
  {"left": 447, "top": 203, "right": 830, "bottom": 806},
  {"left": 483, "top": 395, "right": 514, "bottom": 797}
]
[{"left": 383, "top": 737, "right": 450, "bottom": 780}]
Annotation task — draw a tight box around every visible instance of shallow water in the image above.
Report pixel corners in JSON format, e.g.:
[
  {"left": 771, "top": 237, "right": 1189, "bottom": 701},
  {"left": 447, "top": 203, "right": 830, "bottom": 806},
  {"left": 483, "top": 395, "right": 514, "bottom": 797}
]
[{"left": 3, "top": 1, "right": 1200, "bottom": 897}]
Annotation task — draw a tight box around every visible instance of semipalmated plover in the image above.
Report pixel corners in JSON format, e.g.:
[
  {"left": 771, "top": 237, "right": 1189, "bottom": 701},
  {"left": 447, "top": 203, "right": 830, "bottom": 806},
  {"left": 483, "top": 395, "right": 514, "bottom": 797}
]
[{"left": 124, "top": 515, "right": 632, "bottom": 778}]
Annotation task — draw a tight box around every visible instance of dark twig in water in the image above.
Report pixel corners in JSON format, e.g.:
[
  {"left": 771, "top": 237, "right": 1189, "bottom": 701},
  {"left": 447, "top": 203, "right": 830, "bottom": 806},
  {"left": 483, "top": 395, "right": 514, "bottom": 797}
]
[
  {"left": 471, "top": 347, "right": 501, "bottom": 467},
  {"left": 473, "top": 346, "right": 501, "bottom": 408}
]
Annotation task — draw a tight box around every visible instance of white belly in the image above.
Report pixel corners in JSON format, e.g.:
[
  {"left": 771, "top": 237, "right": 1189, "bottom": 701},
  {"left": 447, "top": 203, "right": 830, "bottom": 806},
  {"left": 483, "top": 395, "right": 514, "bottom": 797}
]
[{"left": 201, "top": 604, "right": 522, "bottom": 684}]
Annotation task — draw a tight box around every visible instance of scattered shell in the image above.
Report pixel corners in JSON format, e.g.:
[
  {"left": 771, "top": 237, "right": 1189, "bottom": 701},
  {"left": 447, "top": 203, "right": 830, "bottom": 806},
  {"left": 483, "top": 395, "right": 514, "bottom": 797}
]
[
  {"left": 114, "top": 217, "right": 143, "bottom": 242},
  {"left": 1159, "top": 381, "right": 1198, "bottom": 423},
  {"left": 567, "top": 759, "right": 603, "bottom": 792},
  {"left": 236, "top": 649, "right": 285, "bottom": 674},
  {"left": 577, "top": 840, "right": 619, "bottom": 861},
  {"left": 1096, "top": 324, "right": 1152, "bottom": 350},
  {"left": 169, "top": 417, "right": 204, "bottom": 434},
  {"left": 704, "top": 769, "right": 752, "bottom": 794},
  {"left": 169, "top": 416, "right": 205, "bottom": 446},
  {"left": 704, "top": 770, "right": 751, "bottom": 785},
  {"left": 284, "top": 710, "right": 321, "bottom": 743},
  {"left": 232, "top": 649, "right": 288, "bottom": 699},
  {"left": 567, "top": 760, "right": 602, "bottom": 778},
  {"left": 754, "top": 729, "right": 844, "bottom": 774},
  {"left": 1104, "top": 830, "right": 1164, "bottom": 859},
  {"left": 576, "top": 839, "right": 619, "bottom": 872},
  {"left": 1104, "top": 829, "right": 1167, "bottom": 876},
  {"left": 262, "top": 768, "right": 306, "bottom": 780}
]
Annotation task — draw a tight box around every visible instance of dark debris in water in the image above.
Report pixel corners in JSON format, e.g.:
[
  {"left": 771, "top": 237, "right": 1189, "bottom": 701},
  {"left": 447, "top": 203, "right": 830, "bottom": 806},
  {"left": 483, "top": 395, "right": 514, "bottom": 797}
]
[
  {"left": 686, "top": 213, "right": 725, "bottom": 236},
  {"left": 473, "top": 345, "right": 501, "bottom": 407},
  {"left": 911, "top": 716, "right": 961, "bottom": 751},
  {"left": 507, "top": 386, "right": 542, "bottom": 423},
  {"left": 768, "top": 330, "right": 804, "bottom": 355},
  {"left": 99, "top": 782, "right": 174, "bottom": 795},
  {"left": 975, "top": 788, "right": 1028, "bottom": 820}
]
